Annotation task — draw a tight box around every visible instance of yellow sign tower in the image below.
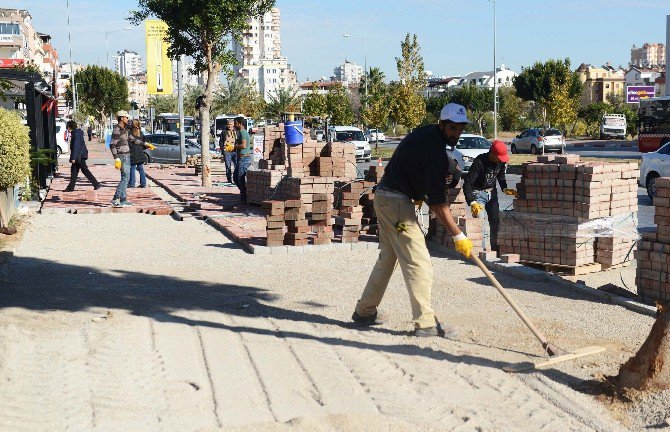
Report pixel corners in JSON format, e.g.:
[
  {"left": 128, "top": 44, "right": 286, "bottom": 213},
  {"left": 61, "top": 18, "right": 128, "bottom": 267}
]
[{"left": 145, "top": 20, "right": 173, "bottom": 95}]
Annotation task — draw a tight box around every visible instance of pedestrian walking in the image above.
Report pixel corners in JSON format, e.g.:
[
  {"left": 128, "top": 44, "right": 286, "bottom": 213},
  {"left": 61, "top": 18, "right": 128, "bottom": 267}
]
[
  {"left": 64, "top": 120, "right": 101, "bottom": 192},
  {"left": 128, "top": 119, "right": 156, "bottom": 188},
  {"left": 219, "top": 120, "right": 237, "bottom": 186},
  {"left": 87, "top": 125, "right": 93, "bottom": 142},
  {"left": 462, "top": 140, "right": 517, "bottom": 253},
  {"left": 109, "top": 111, "right": 145, "bottom": 207},
  {"left": 233, "top": 117, "right": 252, "bottom": 204},
  {"left": 351, "top": 103, "right": 473, "bottom": 337}
]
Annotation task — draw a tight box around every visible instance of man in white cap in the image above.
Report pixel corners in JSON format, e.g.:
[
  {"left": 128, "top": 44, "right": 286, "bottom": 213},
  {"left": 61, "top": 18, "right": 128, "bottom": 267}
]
[
  {"left": 351, "top": 103, "right": 473, "bottom": 338},
  {"left": 109, "top": 110, "right": 143, "bottom": 207}
]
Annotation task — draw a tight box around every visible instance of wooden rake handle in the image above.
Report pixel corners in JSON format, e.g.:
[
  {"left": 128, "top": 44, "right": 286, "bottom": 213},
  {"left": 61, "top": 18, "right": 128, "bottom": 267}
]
[{"left": 470, "top": 254, "right": 554, "bottom": 353}]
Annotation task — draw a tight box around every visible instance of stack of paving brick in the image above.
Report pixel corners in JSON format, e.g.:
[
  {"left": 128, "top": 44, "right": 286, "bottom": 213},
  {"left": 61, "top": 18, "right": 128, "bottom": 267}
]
[
  {"left": 316, "top": 157, "right": 335, "bottom": 177},
  {"left": 247, "top": 169, "right": 288, "bottom": 204},
  {"left": 284, "top": 199, "right": 308, "bottom": 246},
  {"left": 262, "top": 200, "right": 285, "bottom": 247},
  {"left": 596, "top": 237, "right": 636, "bottom": 267},
  {"left": 328, "top": 142, "right": 358, "bottom": 179},
  {"left": 364, "top": 164, "right": 384, "bottom": 183},
  {"left": 336, "top": 182, "right": 365, "bottom": 243},
  {"left": 360, "top": 188, "right": 377, "bottom": 235},
  {"left": 499, "top": 155, "right": 639, "bottom": 269},
  {"left": 433, "top": 187, "right": 484, "bottom": 255},
  {"left": 284, "top": 177, "right": 337, "bottom": 213},
  {"left": 311, "top": 193, "right": 334, "bottom": 245},
  {"left": 636, "top": 178, "right": 670, "bottom": 301}
]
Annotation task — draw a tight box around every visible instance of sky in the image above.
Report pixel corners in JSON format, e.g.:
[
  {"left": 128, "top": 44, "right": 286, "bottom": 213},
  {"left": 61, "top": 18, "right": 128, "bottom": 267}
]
[{"left": 5, "top": 0, "right": 670, "bottom": 82}]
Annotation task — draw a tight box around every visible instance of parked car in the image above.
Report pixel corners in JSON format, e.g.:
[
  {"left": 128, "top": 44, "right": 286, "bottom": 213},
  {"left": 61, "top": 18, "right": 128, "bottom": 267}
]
[
  {"left": 329, "top": 126, "right": 371, "bottom": 161},
  {"left": 640, "top": 142, "right": 670, "bottom": 199},
  {"left": 365, "top": 128, "right": 386, "bottom": 143},
  {"left": 55, "top": 120, "right": 68, "bottom": 157},
  {"left": 311, "top": 128, "right": 325, "bottom": 142},
  {"left": 510, "top": 128, "right": 565, "bottom": 155},
  {"left": 449, "top": 134, "right": 491, "bottom": 172},
  {"left": 143, "top": 133, "right": 206, "bottom": 163}
]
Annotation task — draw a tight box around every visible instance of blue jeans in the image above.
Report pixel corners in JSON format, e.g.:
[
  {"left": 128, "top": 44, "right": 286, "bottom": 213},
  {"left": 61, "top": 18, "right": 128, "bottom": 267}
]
[
  {"left": 223, "top": 151, "right": 236, "bottom": 183},
  {"left": 114, "top": 154, "right": 130, "bottom": 201},
  {"left": 234, "top": 156, "right": 252, "bottom": 202},
  {"left": 128, "top": 163, "right": 146, "bottom": 188},
  {"left": 474, "top": 189, "right": 500, "bottom": 251}
]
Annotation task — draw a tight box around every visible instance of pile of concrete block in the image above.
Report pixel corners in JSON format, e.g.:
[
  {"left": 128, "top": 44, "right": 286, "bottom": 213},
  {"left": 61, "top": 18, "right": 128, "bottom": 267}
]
[
  {"left": 336, "top": 183, "right": 365, "bottom": 243},
  {"left": 247, "top": 170, "right": 288, "bottom": 204},
  {"left": 284, "top": 177, "right": 338, "bottom": 213},
  {"left": 284, "top": 199, "right": 308, "bottom": 246},
  {"left": 636, "top": 178, "right": 670, "bottom": 301},
  {"left": 499, "top": 155, "right": 639, "bottom": 269},
  {"left": 311, "top": 193, "right": 334, "bottom": 245},
  {"left": 263, "top": 200, "right": 285, "bottom": 247},
  {"left": 433, "top": 187, "right": 484, "bottom": 256},
  {"left": 328, "top": 142, "right": 358, "bottom": 179},
  {"left": 364, "top": 164, "right": 384, "bottom": 183},
  {"left": 596, "top": 236, "right": 637, "bottom": 267}
]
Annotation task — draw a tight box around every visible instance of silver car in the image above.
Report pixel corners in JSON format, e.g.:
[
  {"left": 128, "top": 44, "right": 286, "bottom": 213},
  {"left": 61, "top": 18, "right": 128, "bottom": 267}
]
[
  {"left": 143, "top": 133, "right": 206, "bottom": 163},
  {"left": 510, "top": 128, "right": 565, "bottom": 155}
]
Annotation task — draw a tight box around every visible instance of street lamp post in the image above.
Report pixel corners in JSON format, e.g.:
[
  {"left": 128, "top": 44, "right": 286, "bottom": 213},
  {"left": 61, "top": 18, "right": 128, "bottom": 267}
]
[
  {"left": 343, "top": 33, "right": 367, "bottom": 110},
  {"left": 106, "top": 27, "right": 132, "bottom": 70},
  {"left": 490, "top": 0, "right": 498, "bottom": 139},
  {"left": 66, "top": 0, "right": 76, "bottom": 116}
]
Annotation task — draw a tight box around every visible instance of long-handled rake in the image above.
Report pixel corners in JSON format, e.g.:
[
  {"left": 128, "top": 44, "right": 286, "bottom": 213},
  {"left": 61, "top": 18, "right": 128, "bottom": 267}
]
[{"left": 470, "top": 254, "right": 605, "bottom": 372}]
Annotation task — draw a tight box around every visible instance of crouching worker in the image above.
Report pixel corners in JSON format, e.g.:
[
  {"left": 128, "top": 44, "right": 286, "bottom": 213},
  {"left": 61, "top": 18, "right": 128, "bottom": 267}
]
[
  {"left": 462, "top": 140, "right": 517, "bottom": 253},
  {"left": 351, "top": 103, "right": 473, "bottom": 338}
]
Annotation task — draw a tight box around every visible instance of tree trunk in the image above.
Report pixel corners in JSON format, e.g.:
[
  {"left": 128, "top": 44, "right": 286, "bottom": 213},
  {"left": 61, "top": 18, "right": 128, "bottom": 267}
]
[
  {"left": 199, "top": 45, "right": 215, "bottom": 188},
  {"left": 616, "top": 304, "right": 670, "bottom": 391}
]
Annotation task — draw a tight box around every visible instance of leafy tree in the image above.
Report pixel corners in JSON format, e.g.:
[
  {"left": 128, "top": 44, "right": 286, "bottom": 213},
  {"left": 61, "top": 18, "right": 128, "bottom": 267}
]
[
  {"left": 449, "top": 85, "right": 493, "bottom": 136},
  {"left": 359, "top": 67, "right": 387, "bottom": 112},
  {"left": 497, "top": 87, "right": 527, "bottom": 132},
  {"left": 265, "top": 87, "right": 300, "bottom": 119},
  {"left": 131, "top": 0, "right": 275, "bottom": 187},
  {"left": 71, "top": 66, "right": 128, "bottom": 133},
  {"left": 577, "top": 102, "right": 610, "bottom": 137},
  {"left": 0, "top": 109, "right": 30, "bottom": 196},
  {"left": 302, "top": 84, "right": 327, "bottom": 118},
  {"left": 148, "top": 94, "right": 177, "bottom": 114},
  {"left": 388, "top": 34, "right": 426, "bottom": 132},
  {"left": 360, "top": 67, "right": 389, "bottom": 141},
  {"left": 184, "top": 85, "right": 204, "bottom": 117},
  {"left": 514, "top": 58, "right": 582, "bottom": 103},
  {"left": 326, "top": 82, "right": 354, "bottom": 125},
  {"left": 212, "top": 77, "right": 265, "bottom": 119},
  {"left": 544, "top": 77, "right": 579, "bottom": 135}
]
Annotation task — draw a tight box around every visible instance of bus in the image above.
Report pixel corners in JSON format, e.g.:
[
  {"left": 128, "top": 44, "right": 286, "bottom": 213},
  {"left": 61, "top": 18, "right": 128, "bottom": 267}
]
[
  {"left": 214, "top": 114, "right": 255, "bottom": 138},
  {"left": 155, "top": 113, "right": 197, "bottom": 138},
  {"left": 638, "top": 97, "right": 670, "bottom": 153}
]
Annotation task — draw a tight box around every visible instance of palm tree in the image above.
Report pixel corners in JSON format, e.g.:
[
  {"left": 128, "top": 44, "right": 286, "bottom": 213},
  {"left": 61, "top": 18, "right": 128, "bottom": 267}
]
[
  {"left": 265, "top": 87, "right": 300, "bottom": 119},
  {"left": 212, "top": 78, "right": 248, "bottom": 116}
]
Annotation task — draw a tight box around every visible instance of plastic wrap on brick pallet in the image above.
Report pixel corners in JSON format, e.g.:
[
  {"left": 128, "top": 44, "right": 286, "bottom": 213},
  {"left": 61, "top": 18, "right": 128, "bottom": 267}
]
[{"left": 499, "top": 211, "right": 639, "bottom": 240}]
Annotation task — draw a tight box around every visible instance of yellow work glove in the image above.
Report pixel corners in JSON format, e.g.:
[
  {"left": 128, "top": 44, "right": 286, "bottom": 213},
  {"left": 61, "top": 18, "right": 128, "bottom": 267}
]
[
  {"left": 146, "top": 143, "right": 156, "bottom": 151},
  {"left": 503, "top": 188, "right": 518, "bottom": 198},
  {"left": 224, "top": 142, "right": 234, "bottom": 152},
  {"left": 453, "top": 233, "right": 473, "bottom": 258},
  {"left": 114, "top": 158, "right": 121, "bottom": 170},
  {"left": 470, "top": 202, "right": 484, "bottom": 218}
]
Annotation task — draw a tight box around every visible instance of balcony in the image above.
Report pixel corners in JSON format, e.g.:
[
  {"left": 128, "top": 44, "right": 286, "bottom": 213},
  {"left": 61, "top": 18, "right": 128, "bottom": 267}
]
[{"left": 0, "top": 34, "right": 22, "bottom": 47}]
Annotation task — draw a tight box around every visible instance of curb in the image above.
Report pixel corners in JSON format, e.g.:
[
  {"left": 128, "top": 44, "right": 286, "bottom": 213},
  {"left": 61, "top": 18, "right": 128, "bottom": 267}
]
[{"left": 428, "top": 242, "right": 656, "bottom": 317}]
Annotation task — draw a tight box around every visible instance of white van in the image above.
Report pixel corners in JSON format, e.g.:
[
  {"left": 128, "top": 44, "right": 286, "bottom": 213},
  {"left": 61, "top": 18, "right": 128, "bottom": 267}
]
[
  {"left": 329, "top": 126, "right": 371, "bottom": 162},
  {"left": 55, "top": 120, "right": 69, "bottom": 157}
]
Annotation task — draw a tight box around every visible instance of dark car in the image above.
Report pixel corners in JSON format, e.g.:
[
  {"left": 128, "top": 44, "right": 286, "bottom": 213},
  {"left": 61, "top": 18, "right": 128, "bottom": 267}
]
[{"left": 143, "top": 133, "right": 207, "bottom": 163}]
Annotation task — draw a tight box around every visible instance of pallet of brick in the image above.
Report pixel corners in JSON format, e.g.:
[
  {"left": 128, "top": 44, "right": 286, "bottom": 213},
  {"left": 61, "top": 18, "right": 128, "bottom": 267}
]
[
  {"left": 316, "top": 157, "right": 334, "bottom": 177},
  {"left": 283, "top": 199, "right": 308, "bottom": 246},
  {"left": 596, "top": 236, "right": 636, "bottom": 267},
  {"left": 262, "top": 200, "right": 285, "bottom": 247},
  {"left": 365, "top": 165, "right": 385, "bottom": 183},
  {"left": 360, "top": 190, "right": 377, "bottom": 235},
  {"left": 246, "top": 169, "right": 288, "bottom": 204},
  {"left": 284, "top": 177, "right": 340, "bottom": 213},
  {"left": 311, "top": 193, "right": 334, "bottom": 245},
  {"left": 328, "top": 142, "right": 358, "bottom": 179}
]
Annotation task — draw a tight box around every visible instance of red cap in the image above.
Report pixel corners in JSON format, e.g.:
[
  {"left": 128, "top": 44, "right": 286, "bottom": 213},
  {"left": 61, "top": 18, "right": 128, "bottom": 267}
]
[{"left": 491, "top": 140, "right": 509, "bottom": 163}]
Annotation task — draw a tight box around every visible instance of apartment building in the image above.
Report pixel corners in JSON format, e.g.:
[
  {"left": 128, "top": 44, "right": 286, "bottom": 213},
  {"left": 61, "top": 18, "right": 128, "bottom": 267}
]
[
  {"left": 631, "top": 43, "right": 666, "bottom": 68},
  {"left": 232, "top": 6, "right": 297, "bottom": 100},
  {"left": 127, "top": 73, "right": 148, "bottom": 109},
  {"left": 576, "top": 63, "right": 626, "bottom": 104},
  {"left": 116, "top": 50, "right": 143, "bottom": 77},
  {"left": 333, "top": 60, "right": 362, "bottom": 85},
  {"left": 453, "top": 64, "right": 517, "bottom": 89}
]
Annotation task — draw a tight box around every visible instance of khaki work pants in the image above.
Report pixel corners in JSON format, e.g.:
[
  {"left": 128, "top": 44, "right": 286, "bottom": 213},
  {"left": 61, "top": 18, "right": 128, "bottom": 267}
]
[{"left": 355, "top": 190, "right": 436, "bottom": 329}]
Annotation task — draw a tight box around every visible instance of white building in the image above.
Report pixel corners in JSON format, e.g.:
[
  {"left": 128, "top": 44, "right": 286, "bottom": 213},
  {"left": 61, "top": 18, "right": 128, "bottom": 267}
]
[
  {"left": 232, "top": 6, "right": 297, "bottom": 100},
  {"left": 333, "top": 60, "right": 362, "bottom": 85},
  {"left": 115, "top": 50, "right": 142, "bottom": 77},
  {"left": 631, "top": 43, "right": 666, "bottom": 68},
  {"left": 625, "top": 67, "right": 665, "bottom": 97},
  {"left": 454, "top": 64, "right": 517, "bottom": 89},
  {"left": 422, "top": 76, "right": 461, "bottom": 98}
]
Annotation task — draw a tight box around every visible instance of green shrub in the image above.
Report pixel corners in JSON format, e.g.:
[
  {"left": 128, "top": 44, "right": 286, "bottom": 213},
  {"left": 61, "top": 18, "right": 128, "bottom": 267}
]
[{"left": 0, "top": 109, "right": 30, "bottom": 189}]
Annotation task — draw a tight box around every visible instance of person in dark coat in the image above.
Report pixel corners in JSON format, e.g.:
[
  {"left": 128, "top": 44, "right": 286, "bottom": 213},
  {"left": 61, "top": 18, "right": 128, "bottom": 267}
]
[
  {"left": 128, "top": 119, "right": 155, "bottom": 188},
  {"left": 65, "top": 120, "right": 101, "bottom": 192},
  {"left": 87, "top": 125, "right": 93, "bottom": 141}
]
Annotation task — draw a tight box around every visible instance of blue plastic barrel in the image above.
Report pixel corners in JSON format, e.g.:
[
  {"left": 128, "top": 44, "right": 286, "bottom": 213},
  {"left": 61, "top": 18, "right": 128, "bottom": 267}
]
[{"left": 284, "top": 121, "right": 304, "bottom": 146}]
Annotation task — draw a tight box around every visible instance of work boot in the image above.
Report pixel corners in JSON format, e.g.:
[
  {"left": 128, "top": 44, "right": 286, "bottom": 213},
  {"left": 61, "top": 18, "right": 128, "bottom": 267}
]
[
  {"left": 413, "top": 322, "right": 459, "bottom": 339},
  {"left": 111, "top": 198, "right": 122, "bottom": 207},
  {"left": 351, "top": 309, "right": 388, "bottom": 326},
  {"left": 120, "top": 200, "right": 135, "bottom": 207}
]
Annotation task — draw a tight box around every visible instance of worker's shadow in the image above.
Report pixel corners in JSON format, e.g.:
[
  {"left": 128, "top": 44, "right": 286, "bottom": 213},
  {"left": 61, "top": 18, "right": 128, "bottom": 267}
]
[{"left": 0, "top": 255, "right": 585, "bottom": 389}]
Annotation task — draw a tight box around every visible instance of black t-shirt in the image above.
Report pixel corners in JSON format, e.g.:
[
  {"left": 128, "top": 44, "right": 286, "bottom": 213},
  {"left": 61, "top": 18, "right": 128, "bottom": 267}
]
[
  {"left": 462, "top": 153, "right": 508, "bottom": 204},
  {"left": 379, "top": 125, "right": 450, "bottom": 205}
]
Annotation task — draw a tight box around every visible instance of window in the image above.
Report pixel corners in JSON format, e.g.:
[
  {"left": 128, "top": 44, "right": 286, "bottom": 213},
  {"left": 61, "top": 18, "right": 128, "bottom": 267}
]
[{"left": 0, "top": 23, "right": 20, "bottom": 35}]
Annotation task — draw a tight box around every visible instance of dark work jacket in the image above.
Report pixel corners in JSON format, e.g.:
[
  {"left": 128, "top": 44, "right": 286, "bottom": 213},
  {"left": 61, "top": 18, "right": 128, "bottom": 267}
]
[
  {"left": 129, "top": 133, "right": 147, "bottom": 165},
  {"left": 69, "top": 128, "right": 88, "bottom": 162},
  {"left": 462, "top": 152, "right": 508, "bottom": 204}
]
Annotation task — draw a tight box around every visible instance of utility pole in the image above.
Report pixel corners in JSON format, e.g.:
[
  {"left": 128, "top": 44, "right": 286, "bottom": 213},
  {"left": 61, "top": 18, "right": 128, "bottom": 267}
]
[
  {"left": 177, "top": 55, "right": 186, "bottom": 164},
  {"left": 66, "top": 0, "right": 76, "bottom": 116},
  {"left": 666, "top": 14, "right": 669, "bottom": 96},
  {"left": 492, "top": 0, "right": 497, "bottom": 139}
]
